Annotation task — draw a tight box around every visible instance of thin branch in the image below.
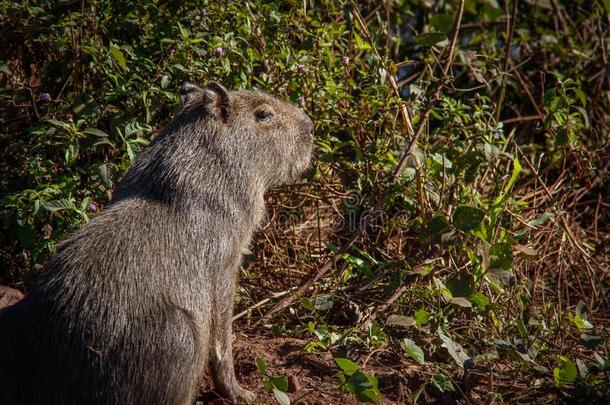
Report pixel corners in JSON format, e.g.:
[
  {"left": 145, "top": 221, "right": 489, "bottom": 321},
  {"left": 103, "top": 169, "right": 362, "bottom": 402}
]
[
  {"left": 233, "top": 288, "right": 294, "bottom": 321},
  {"left": 495, "top": 0, "right": 518, "bottom": 123},
  {"left": 509, "top": 58, "right": 545, "bottom": 118}
]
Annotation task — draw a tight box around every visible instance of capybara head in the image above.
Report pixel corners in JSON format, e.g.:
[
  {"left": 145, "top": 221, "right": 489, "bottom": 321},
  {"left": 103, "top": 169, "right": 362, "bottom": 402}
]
[
  {"left": 115, "top": 82, "right": 314, "bottom": 203},
  {"left": 179, "top": 82, "right": 314, "bottom": 185}
]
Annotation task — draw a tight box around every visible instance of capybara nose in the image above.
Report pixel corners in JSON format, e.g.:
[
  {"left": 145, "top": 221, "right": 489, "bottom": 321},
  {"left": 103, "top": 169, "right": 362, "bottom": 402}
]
[{"left": 301, "top": 113, "right": 314, "bottom": 138}]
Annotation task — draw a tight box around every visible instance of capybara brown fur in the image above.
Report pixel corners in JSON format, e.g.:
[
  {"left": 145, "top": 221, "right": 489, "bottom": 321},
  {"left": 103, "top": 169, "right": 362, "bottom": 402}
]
[{"left": 0, "top": 82, "right": 314, "bottom": 404}]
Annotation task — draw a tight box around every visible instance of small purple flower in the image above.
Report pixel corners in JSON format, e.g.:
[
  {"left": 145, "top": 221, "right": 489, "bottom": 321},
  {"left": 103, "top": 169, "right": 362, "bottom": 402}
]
[
  {"left": 297, "top": 64, "right": 306, "bottom": 73},
  {"left": 297, "top": 96, "right": 305, "bottom": 107},
  {"left": 510, "top": 45, "right": 521, "bottom": 60},
  {"left": 214, "top": 46, "right": 224, "bottom": 57},
  {"left": 40, "top": 92, "right": 51, "bottom": 102},
  {"left": 342, "top": 55, "right": 350, "bottom": 65},
  {"left": 89, "top": 202, "right": 98, "bottom": 211},
  {"left": 200, "top": 9, "right": 208, "bottom": 16}
]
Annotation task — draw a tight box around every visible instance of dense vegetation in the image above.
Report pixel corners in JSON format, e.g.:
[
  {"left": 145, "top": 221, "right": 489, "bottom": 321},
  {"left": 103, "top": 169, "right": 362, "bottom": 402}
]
[{"left": 1, "top": 0, "right": 608, "bottom": 403}]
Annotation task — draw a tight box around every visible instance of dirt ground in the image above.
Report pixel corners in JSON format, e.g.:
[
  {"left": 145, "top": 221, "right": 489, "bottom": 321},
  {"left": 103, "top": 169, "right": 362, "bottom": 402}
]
[{"left": 228, "top": 330, "right": 421, "bottom": 404}]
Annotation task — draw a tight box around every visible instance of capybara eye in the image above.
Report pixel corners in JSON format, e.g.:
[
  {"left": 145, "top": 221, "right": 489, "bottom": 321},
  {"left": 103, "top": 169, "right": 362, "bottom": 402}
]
[{"left": 255, "top": 110, "right": 274, "bottom": 122}]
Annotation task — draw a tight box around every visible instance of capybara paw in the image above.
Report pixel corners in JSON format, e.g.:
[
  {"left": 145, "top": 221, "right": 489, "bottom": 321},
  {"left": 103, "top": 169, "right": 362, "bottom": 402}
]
[{"left": 235, "top": 385, "right": 256, "bottom": 403}]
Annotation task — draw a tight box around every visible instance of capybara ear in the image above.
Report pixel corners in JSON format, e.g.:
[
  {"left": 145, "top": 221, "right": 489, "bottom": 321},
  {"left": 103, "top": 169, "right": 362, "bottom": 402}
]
[
  {"left": 180, "top": 81, "right": 202, "bottom": 105},
  {"left": 203, "top": 82, "right": 231, "bottom": 122}
]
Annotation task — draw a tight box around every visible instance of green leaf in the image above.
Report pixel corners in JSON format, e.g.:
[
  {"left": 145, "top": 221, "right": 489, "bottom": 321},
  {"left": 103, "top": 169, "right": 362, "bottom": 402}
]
[
  {"left": 314, "top": 294, "right": 334, "bottom": 311},
  {"left": 98, "top": 164, "right": 112, "bottom": 187},
  {"left": 414, "top": 308, "right": 431, "bottom": 326},
  {"left": 492, "top": 339, "right": 513, "bottom": 350},
  {"left": 452, "top": 206, "right": 485, "bottom": 232},
  {"left": 571, "top": 315, "right": 593, "bottom": 331},
  {"left": 489, "top": 242, "right": 513, "bottom": 270},
  {"left": 125, "top": 142, "right": 135, "bottom": 161},
  {"left": 386, "top": 314, "right": 415, "bottom": 328},
  {"left": 575, "top": 300, "right": 587, "bottom": 318},
  {"left": 335, "top": 358, "right": 360, "bottom": 376},
  {"left": 269, "top": 376, "right": 289, "bottom": 392},
  {"left": 516, "top": 318, "right": 528, "bottom": 338},
  {"left": 580, "top": 334, "right": 603, "bottom": 348},
  {"left": 553, "top": 355, "right": 577, "bottom": 386},
  {"left": 83, "top": 128, "right": 110, "bottom": 137},
  {"left": 401, "top": 339, "right": 425, "bottom": 364},
  {"left": 429, "top": 13, "right": 454, "bottom": 33},
  {"left": 430, "top": 374, "right": 454, "bottom": 393},
  {"left": 502, "top": 156, "right": 522, "bottom": 197},
  {"left": 346, "top": 371, "right": 381, "bottom": 404},
  {"left": 43, "top": 199, "right": 76, "bottom": 212},
  {"left": 438, "top": 328, "right": 471, "bottom": 368},
  {"left": 529, "top": 212, "right": 555, "bottom": 227},
  {"left": 273, "top": 388, "right": 291, "bottom": 405},
  {"left": 484, "top": 143, "right": 500, "bottom": 161},
  {"left": 487, "top": 267, "right": 514, "bottom": 287},
  {"left": 482, "top": 2, "right": 503, "bottom": 20},
  {"left": 573, "top": 88, "right": 587, "bottom": 106},
  {"left": 71, "top": 94, "right": 97, "bottom": 116},
  {"left": 353, "top": 33, "right": 371, "bottom": 51},
  {"left": 160, "top": 75, "right": 170, "bottom": 89},
  {"left": 177, "top": 21, "right": 189, "bottom": 38},
  {"left": 304, "top": 340, "right": 327, "bottom": 353},
  {"left": 593, "top": 353, "right": 610, "bottom": 370},
  {"left": 468, "top": 292, "right": 490, "bottom": 309},
  {"left": 344, "top": 253, "right": 373, "bottom": 278},
  {"left": 93, "top": 138, "right": 114, "bottom": 147},
  {"left": 514, "top": 244, "right": 538, "bottom": 256},
  {"left": 47, "top": 119, "right": 72, "bottom": 130},
  {"left": 0, "top": 63, "right": 11, "bottom": 75},
  {"left": 576, "top": 358, "right": 589, "bottom": 379},
  {"left": 574, "top": 106, "right": 590, "bottom": 129},
  {"left": 413, "top": 32, "right": 447, "bottom": 46},
  {"left": 110, "top": 45, "right": 127, "bottom": 72},
  {"left": 301, "top": 298, "right": 315, "bottom": 312},
  {"left": 256, "top": 356, "right": 267, "bottom": 375},
  {"left": 450, "top": 297, "right": 472, "bottom": 308}
]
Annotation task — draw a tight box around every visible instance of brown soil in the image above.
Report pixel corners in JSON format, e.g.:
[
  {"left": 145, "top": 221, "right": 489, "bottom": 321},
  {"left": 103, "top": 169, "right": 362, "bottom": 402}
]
[{"left": 225, "top": 330, "right": 421, "bottom": 405}]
